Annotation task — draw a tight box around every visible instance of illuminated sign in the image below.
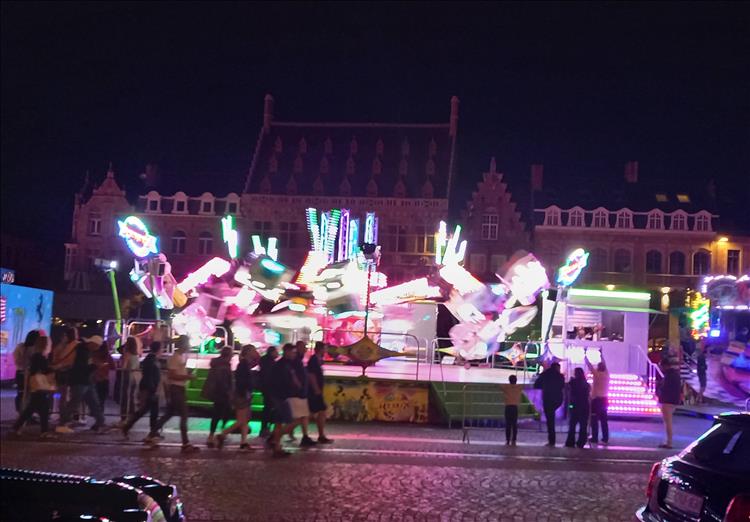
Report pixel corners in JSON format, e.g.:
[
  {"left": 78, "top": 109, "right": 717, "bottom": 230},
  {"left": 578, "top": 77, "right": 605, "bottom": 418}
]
[
  {"left": 556, "top": 248, "right": 589, "bottom": 287},
  {"left": 118, "top": 216, "right": 158, "bottom": 258}
]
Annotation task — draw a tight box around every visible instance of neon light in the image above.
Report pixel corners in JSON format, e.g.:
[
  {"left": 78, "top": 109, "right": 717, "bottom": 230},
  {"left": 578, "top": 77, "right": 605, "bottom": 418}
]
[
  {"left": 252, "top": 235, "right": 279, "bottom": 261},
  {"left": 221, "top": 215, "right": 239, "bottom": 259},
  {"left": 557, "top": 248, "right": 589, "bottom": 287},
  {"left": 370, "top": 278, "right": 442, "bottom": 305},
  {"left": 364, "top": 212, "right": 377, "bottom": 244},
  {"left": 435, "top": 221, "right": 447, "bottom": 265},
  {"left": 177, "top": 257, "right": 231, "bottom": 293},
  {"left": 306, "top": 208, "right": 320, "bottom": 250},
  {"left": 338, "top": 209, "right": 350, "bottom": 262},
  {"left": 324, "top": 209, "right": 341, "bottom": 262},
  {"left": 267, "top": 237, "right": 278, "bottom": 261},
  {"left": 118, "top": 216, "right": 158, "bottom": 257},
  {"left": 439, "top": 264, "right": 484, "bottom": 294},
  {"left": 709, "top": 329, "right": 721, "bottom": 338},
  {"left": 348, "top": 219, "right": 360, "bottom": 260},
  {"left": 568, "top": 288, "right": 651, "bottom": 300},
  {"left": 252, "top": 235, "right": 264, "bottom": 255}
]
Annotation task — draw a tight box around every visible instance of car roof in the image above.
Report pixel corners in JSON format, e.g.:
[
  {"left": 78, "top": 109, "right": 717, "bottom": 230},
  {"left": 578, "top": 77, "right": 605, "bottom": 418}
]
[{"left": 716, "top": 412, "right": 750, "bottom": 426}]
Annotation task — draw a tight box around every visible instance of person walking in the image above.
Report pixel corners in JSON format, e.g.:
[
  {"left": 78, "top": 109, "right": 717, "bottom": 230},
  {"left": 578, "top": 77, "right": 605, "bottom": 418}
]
[
  {"left": 149, "top": 336, "right": 200, "bottom": 453},
  {"left": 503, "top": 374, "right": 522, "bottom": 446},
  {"left": 52, "top": 327, "right": 78, "bottom": 417},
  {"left": 57, "top": 336, "right": 107, "bottom": 433},
  {"left": 565, "top": 367, "right": 591, "bottom": 448},
  {"left": 534, "top": 361, "right": 565, "bottom": 447},
  {"left": 307, "top": 342, "right": 333, "bottom": 444},
  {"left": 119, "top": 337, "right": 141, "bottom": 422},
  {"left": 657, "top": 357, "right": 682, "bottom": 449},
  {"left": 121, "top": 341, "right": 163, "bottom": 441},
  {"left": 13, "top": 330, "right": 40, "bottom": 413},
  {"left": 217, "top": 345, "right": 261, "bottom": 450},
  {"left": 13, "top": 336, "right": 55, "bottom": 438},
  {"left": 292, "top": 341, "right": 315, "bottom": 447},
  {"left": 92, "top": 342, "right": 114, "bottom": 411},
  {"left": 203, "top": 346, "right": 233, "bottom": 448},
  {"left": 586, "top": 355, "right": 610, "bottom": 445},
  {"left": 258, "top": 345, "right": 278, "bottom": 438},
  {"left": 268, "top": 343, "right": 301, "bottom": 457}
]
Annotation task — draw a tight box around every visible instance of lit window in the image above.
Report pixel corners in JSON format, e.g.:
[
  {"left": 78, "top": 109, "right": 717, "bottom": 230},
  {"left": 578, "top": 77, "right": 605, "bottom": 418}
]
[
  {"left": 544, "top": 208, "right": 561, "bottom": 226},
  {"left": 415, "top": 225, "right": 434, "bottom": 253},
  {"left": 481, "top": 214, "right": 499, "bottom": 240},
  {"left": 592, "top": 209, "right": 609, "bottom": 228},
  {"left": 198, "top": 232, "right": 213, "bottom": 255},
  {"left": 567, "top": 208, "right": 584, "bottom": 227},
  {"left": 171, "top": 231, "right": 186, "bottom": 254},
  {"left": 616, "top": 210, "right": 633, "bottom": 229},
  {"left": 655, "top": 194, "right": 668, "bottom": 202},
  {"left": 647, "top": 211, "right": 663, "bottom": 230},
  {"left": 677, "top": 194, "right": 690, "bottom": 203}
]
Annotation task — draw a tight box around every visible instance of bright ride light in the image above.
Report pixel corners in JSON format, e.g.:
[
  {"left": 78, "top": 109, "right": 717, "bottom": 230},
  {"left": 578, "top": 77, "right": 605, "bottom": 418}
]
[
  {"left": 177, "top": 257, "right": 231, "bottom": 293},
  {"left": 118, "top": 216, "right": 158, "bottom": 258}
]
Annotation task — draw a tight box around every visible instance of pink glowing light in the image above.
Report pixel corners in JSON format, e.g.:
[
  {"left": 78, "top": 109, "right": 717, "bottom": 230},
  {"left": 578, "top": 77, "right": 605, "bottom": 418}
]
[{"left": 177, "top": 257, "right": 231, "bottom": 294}]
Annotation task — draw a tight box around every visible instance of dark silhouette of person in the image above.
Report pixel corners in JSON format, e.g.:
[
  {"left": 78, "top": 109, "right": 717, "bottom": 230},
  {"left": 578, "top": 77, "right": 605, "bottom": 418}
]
[
  {"left": 534, "top": 361, "right": 565, "bottom": 446},
  {"left": 565, "top": 367, "right": 591, "bottom": 448}
]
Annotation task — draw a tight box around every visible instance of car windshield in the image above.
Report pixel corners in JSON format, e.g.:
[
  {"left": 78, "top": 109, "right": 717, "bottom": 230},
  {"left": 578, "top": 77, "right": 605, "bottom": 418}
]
[{"left": 680, "top": 420, "right": 750, "bottom": 474}]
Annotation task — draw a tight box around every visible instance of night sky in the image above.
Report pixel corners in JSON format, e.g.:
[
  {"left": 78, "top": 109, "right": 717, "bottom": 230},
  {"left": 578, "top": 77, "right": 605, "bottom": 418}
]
[{"left": 2, "top": 2, "right": 749, "bottom": 246}]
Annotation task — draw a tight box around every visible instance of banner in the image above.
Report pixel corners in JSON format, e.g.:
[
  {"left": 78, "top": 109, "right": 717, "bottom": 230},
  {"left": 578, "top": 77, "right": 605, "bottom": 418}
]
[{"left": 323, "top": 378, "right": 428, "bottom": 423}]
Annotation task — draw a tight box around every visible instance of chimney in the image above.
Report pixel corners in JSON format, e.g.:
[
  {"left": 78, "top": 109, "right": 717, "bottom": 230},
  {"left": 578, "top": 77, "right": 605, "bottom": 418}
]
[
  {"left": 530, "top": 164, "right": 543, "bottom": 192},
  {"left": 263, "top": 94, "right": 274, "bottom": 133},
  {"left": 624, "top": 160, "right": 639, "bottom": 183},
  {"left": 449, "top": 96, "right": 459, "bottom": 138}
]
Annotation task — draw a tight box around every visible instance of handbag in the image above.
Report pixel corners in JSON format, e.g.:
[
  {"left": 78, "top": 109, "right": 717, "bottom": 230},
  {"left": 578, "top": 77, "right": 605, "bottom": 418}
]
[{"left": 30, "top": 372, "right": 56, "bottom": 392}]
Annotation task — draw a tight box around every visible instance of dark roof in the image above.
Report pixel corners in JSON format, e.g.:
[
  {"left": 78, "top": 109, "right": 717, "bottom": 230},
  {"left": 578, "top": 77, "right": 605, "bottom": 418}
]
[{"left": 244, "top": 120, "right": 456, "bottom": 199}]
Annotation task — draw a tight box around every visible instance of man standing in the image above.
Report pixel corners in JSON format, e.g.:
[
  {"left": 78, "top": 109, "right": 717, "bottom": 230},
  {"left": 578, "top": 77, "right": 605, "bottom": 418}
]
[
  {"left": 268, "top": 344, "right": 301, "bottom": 457},
  {"left": 149, "top": 336, "right": 199, "bottom": 453},
  {"left": 258, "top": 345, "right": 278, "bottom": 438},
  {"left": 534, "top": 361, "right": 565, "bottom": 447},
  {"left": 307, "top": 342, "right": 333, "bottom": 444},
  {"left": 57, "top": 336, "right": 106, "bottom": 433},
  {"left": 121, "top": 341, "right": 163, "bottom": 441},
  {"left": 586, "top": 355, "right": 610, "bottom": 444}
]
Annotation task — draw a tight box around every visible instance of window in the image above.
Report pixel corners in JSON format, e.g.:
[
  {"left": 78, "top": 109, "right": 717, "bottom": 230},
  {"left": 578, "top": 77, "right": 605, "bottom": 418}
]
[
  {"left": 253, "top": 221, "right": 273, "bottom": 237},
  {"left": 669, "top": 251, "right": 686, "bottom": 275},
  {"left": 278, "top": 222, "right": 299, "bottom": 249},
  {"left": 682, "top": 420, "right": 750, "bottom": 474},
  {"left": 694, "top": 213, "right": 711, "bottom": 232},
  {"left": 670, "top": 212, "right": 687, "bottom": 231},
  {"left": 415, "top": 225, "right": 434, "bottom": 253},
  {"left": 227, "top": 202, "right": 238, "bottom": 214},
  {"left": 198, "top": 232, "right": 213, "bottom": 255},
  {"left": 175, "top": 200, "right": 186, "bottom": 212},
  {"left": 201, "top": 201, "right": 213, "bottom": 214},
  {"left": 613, "top": 249, "right": 632, "bottom": 273},
  {"left": 567, "top": 208, "right": 584, "bottom": 227},
  {"left": 543, "top": 207, "right": 560, "bottom": 226},
  {"left": 645, "top": 250, "right": 662, "bottom": 274},
  {"left": 592, "top": 209, "right": 609, "bottom": 228},
  {"left": 590, "top": 248, "right": 608, "bottom": 272},
  {"left": 470, "top": 253, "right": 487, "bottom": 273},
  {"left": 647, "top": 211, "right": 663, "bottom": 230},
  {"left": 693, "top": 250, "right": 710, "bottom": 275},
  {"left": 171, "top": 231, "right": 186, "bottom": 254},
  {"left": 727, "top": 250, "right": 740, "bottom": 275},
  {"left": 655, "top": 194, "right": 668, "bottom": 202},
  {"left": 677, "top": 194, "right": 691, "bottom": 203},
  {"left": 615, "top": 210, "right": 633, "bottom": 229},
  {"left": 172, "top": 192, "right": 188, "bottom": 214},
  {"left": 88, "top": 212, "right": 102, "bottom": 236},
  {"left": 481, "top": 214, "right": 499, "bottom": 240},
  {"left": 148, "top": 199, "right": 159, "bottom": 212}
]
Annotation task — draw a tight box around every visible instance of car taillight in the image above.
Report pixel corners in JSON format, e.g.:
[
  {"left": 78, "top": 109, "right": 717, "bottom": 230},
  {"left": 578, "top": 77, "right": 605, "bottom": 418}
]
[
  {"left": 646, "top": 462, "right": 661, "bottom": 499},
  {"left": 725, "top": 494, "right": 750, "bottom": 522}
]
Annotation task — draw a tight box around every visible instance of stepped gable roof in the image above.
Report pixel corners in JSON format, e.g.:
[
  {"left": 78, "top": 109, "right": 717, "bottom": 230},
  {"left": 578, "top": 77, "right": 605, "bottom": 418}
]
[{"left": 245, "top": 120, "right": 454, "bottom": 199}]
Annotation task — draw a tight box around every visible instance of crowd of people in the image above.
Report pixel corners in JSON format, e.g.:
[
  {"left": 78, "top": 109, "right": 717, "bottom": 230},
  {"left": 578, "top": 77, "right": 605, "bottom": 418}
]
[{"left": 11, "top": 328, "right": 334, "bottom": 457}]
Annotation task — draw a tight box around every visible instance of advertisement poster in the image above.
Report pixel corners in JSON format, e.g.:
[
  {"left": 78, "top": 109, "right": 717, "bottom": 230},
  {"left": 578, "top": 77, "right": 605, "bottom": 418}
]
[
  {"left": 323, "top": 378, "right": 428, "bottom": 423},
  {"left": 0, "top": 283, "right": 54, "bottom": 380}
]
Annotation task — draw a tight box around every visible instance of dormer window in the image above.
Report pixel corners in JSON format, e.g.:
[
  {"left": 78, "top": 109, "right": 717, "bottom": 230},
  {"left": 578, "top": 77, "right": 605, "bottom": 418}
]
[
  {"left": 225, "top": 193, "right": 240, "bottom": 215},
  {"left": 567, "top": 208, "right": 584, "bottom": 227},
  {"left": 543, "top": 207, "right": 561, "bottom": 226},
  {"left": 145, "top": 191, "right": 161, "bottom": 213},
  {"left": 647, "top": 210, "right": 664, "bottom": 230},
  {"left": 670, "top": 211, "right": 687, "bottom": 231},
  {"left": 616, "top": 209, "right": 633, "bottom": 229},
  {"left": 198, "top": 192, "right": 214, "bottom": 215},
  {"left": 592, "top": 208, "right": 609, "bottom": 228},
  {"left": 227, "top": 202, "right": 238, "bottom": 214},
  {"left": 677, "top": 194, "right": 690, "bottom": 203},
  {"left": 172, "top": 192, "right": 188, "bottom": 214},
  {"left": 694, "top": 212, "right": 711, "bottom": 232}
]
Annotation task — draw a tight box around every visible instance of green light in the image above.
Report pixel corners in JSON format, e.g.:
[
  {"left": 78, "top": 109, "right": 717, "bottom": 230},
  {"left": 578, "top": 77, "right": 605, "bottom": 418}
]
[
  {"left": 569, "top": 288, "right": 651, "bottom": 301},
  {"left": 260, "top": 258, "right": 285, "bottom": 273}
]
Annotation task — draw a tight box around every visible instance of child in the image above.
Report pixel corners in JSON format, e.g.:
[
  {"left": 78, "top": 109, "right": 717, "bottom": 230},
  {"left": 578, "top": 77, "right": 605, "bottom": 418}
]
[{"left": 503, "top": 375, "right": 522, "bottom": 446}]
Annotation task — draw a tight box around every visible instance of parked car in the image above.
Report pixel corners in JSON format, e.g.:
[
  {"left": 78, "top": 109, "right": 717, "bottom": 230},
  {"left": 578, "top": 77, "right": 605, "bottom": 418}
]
[
  {"left": 0, "top": 468, "right": 185, "bottom": 522},
  {"left": 636, "top": 412, "right": 750, "bottom": 521}
]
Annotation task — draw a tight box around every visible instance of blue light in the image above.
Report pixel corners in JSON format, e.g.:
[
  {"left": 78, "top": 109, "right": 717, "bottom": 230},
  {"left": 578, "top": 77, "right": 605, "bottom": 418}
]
[
  {"left": 260, "top": 258, "right": 285, "bottom": 274},
  {"left": 263, "top": 329, "right": 282, "bottom": 344},
  {"left": 709, "top": 329, "right": 721, "bottom": 338}
]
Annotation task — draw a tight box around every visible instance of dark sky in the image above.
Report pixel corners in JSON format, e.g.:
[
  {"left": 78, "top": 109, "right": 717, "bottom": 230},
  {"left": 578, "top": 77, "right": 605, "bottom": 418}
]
[{"left": 2, "top": 2, "right": 749, "bottom": 245}]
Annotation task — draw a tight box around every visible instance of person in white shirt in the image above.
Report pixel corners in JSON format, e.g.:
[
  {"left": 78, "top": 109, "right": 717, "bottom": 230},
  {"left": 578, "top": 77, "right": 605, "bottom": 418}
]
[
  {"left": 586, "top": 355, "right": 610, "bottom": 444},
  {"left": 149, "top": 336, "right": 199, "bottom": 453}
]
